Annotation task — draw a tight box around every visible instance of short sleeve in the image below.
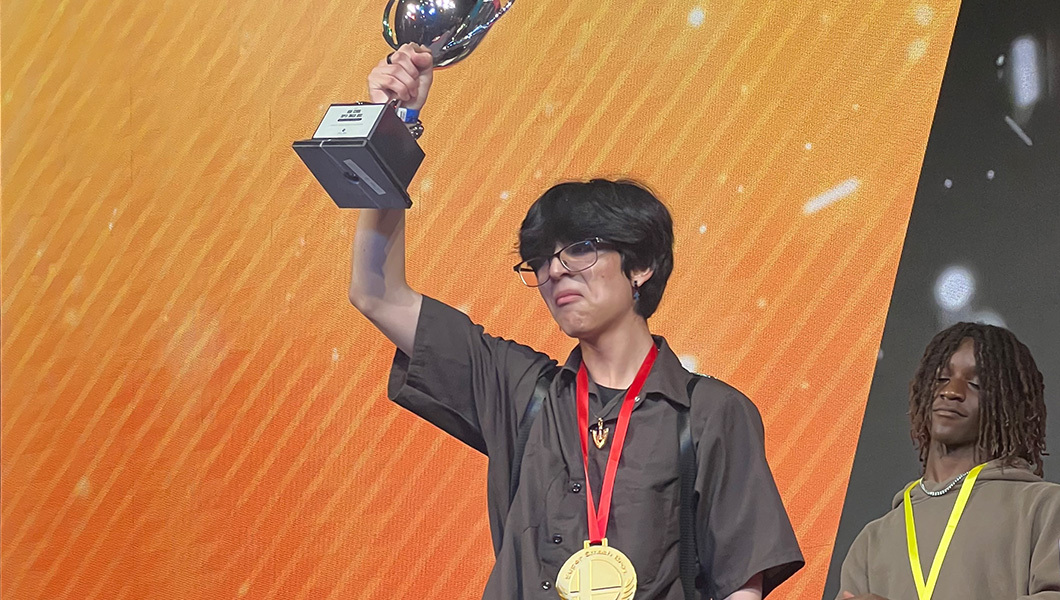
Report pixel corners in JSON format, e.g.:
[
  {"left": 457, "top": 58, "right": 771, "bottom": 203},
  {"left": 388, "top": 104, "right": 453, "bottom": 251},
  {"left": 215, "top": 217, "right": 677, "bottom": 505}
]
[
  {"left": 387, "top": 295, "right": 552, "bottom": 455},
  {"left": 693, "top": 379, "right": 804, "bottom": 598}
]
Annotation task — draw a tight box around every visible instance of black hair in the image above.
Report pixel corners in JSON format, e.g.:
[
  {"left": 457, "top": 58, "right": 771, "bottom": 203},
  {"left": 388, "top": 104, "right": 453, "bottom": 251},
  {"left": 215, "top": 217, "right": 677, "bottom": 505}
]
[
  {"left": 909, "top": 322, "right": 1047, "bottom": 477},
  {"left": 518, "top": 179, "right": 674, "bottom": 319}
]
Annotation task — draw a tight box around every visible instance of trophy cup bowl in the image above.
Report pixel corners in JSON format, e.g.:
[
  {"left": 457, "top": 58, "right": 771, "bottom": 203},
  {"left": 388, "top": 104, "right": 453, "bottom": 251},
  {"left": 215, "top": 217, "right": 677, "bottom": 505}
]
[{"left": 383, "top": 0, "right": 515, "bottom": 67}]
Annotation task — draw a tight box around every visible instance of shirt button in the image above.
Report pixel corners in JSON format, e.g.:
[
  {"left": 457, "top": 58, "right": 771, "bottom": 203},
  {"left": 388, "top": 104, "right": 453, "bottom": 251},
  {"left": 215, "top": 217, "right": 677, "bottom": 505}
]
[
  {"left": 541, "top": 581, "right": 552, "bottom": 591},
  {"left": 552, "top": 534, "right": 563, "bottom": 544},
  {"left": 570, "top": 482, "right": 582, "bottom": 493}
]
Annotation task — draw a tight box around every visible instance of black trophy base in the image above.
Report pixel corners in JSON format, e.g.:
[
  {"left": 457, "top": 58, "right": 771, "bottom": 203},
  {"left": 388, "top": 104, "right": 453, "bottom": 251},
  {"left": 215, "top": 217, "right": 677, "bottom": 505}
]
[{"left": 292, "top": 103, "right": 424, "bottom": 209}]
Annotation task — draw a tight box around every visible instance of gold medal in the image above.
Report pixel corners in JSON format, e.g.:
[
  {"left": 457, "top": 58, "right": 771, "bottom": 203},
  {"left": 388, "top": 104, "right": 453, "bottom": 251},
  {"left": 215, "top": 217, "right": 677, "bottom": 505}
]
[
  {"left": 556, "top": 538, "right": 637, "bottom": 600},
  {"left": 567, "top": 346, "right": 656, "bottom": 600}
]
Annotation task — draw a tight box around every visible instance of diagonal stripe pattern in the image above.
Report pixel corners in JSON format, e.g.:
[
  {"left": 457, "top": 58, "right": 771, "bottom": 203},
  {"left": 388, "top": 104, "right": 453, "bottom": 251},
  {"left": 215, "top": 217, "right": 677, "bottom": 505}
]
[{"left": 2, "top": 0, "right": 961, "bottom": 598}]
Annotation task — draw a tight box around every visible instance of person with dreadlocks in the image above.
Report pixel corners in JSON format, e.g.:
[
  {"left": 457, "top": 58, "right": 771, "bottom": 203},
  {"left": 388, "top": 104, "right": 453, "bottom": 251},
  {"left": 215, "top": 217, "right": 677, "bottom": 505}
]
[{"left": 837, "top": 322, "right": 1060, "bottom": 600}]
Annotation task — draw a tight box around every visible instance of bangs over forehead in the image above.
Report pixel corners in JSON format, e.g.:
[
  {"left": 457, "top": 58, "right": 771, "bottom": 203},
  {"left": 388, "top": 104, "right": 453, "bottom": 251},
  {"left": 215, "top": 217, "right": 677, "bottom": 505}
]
[
  {"left": 518, "top": 180, "right": 670, "bottom": 260},
  {"left": 519, "top": 181, "right": 631, "bottom": 259},
  {"left": 516, "top": 179, "right": 675, "bottom": 320}
]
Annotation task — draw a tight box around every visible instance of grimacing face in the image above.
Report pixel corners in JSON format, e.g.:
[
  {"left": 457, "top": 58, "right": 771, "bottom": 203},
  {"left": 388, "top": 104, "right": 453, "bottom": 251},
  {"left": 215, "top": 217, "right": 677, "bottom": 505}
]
[{"left": 536, "top": 243, "right": 651, "bottom": 340}]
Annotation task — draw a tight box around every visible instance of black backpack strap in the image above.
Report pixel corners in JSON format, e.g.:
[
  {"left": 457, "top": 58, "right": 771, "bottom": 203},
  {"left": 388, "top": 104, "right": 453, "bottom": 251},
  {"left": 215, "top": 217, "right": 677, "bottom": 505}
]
[
  {"left": 510, "top": 364, "right": 558, "bottom": 504},
  {"left": 679, "top": 375, "right": 702, "bottom": 600}
]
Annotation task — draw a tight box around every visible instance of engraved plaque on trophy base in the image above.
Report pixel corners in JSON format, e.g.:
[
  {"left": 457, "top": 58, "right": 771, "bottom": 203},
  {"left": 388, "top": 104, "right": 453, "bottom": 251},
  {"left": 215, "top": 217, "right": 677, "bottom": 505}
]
[{"left": 293, "top": 103, "right": 424, "bottom": 209}]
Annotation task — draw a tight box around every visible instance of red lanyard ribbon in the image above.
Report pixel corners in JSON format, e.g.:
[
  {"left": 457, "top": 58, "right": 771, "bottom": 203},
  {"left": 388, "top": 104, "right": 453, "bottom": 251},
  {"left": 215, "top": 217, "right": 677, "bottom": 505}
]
[{"left": 576, "top": 344, "right": 658, "bottom": 543}]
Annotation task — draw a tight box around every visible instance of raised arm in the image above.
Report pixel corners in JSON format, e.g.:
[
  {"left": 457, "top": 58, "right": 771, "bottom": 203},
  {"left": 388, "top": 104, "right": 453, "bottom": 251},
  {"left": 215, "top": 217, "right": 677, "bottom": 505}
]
[{"left": 347, "top": 44, "right": 433, "bottom": 355}]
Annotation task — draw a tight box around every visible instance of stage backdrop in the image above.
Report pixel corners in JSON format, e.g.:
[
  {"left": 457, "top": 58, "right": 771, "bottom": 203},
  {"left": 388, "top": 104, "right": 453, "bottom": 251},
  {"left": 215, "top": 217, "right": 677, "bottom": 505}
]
[
  {"left": 2, "top": 0, "right": 959, "bottom": 598},
  {"left": 826, "top": 2, "right": 1060, "bottom": 598}
]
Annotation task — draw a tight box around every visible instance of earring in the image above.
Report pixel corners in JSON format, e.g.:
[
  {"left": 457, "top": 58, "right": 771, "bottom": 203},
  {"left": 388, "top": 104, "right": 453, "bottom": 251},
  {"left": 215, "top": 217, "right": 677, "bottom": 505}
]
[{"left": 632, "top": 281, "right": 641, "bottom": 301}]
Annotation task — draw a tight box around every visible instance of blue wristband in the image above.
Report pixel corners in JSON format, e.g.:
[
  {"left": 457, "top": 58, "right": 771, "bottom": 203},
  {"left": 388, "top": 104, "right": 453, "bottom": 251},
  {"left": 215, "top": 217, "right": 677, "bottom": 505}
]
[{"left": 394, "top": 106, "right": 420, "bottom": 123}]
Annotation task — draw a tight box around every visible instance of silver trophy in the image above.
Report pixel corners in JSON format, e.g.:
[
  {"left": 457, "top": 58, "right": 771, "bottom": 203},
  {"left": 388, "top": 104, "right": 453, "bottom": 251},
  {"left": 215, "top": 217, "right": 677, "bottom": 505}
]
[
  {"left": 293, "top": 0, "right": 515, "bottom": 209},
  {"left": 383, "top": 0, "right": 516, "bottom": 67}
]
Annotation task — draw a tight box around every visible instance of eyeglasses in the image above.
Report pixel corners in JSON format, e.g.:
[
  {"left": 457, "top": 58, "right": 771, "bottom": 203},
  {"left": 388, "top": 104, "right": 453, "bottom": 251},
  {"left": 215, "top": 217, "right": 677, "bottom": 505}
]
[{"left": 513, "top": 238, "right": 613, "bottom": 287}]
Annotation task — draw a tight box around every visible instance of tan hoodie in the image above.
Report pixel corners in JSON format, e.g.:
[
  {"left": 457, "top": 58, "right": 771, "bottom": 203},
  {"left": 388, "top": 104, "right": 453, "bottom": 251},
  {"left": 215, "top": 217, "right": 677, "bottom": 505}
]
[{"left": 837, "top": 459, "right": 1060, "bottom": 599}]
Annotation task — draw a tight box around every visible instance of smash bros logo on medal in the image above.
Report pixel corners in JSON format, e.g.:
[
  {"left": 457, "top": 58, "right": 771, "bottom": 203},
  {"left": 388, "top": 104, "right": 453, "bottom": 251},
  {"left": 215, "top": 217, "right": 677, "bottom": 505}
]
[{"left": 556, "top": 539, "right": 637, "bottom": 600}]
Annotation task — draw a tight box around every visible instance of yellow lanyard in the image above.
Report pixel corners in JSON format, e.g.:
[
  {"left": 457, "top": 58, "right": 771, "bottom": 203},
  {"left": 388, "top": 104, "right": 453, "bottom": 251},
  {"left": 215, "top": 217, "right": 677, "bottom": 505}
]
[{"left": 903, "top": 463, "right": 986, "bottom": 600}]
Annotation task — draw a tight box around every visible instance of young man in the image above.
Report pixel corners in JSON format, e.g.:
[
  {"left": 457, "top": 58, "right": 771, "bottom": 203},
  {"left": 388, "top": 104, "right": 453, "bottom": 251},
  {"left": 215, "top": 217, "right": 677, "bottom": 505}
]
[
  {"left": 838, "top": 322, "right": 1060, "bottom": 600},
  {"left": 350, "top": 44, "right": 803, "bottom": 600}
]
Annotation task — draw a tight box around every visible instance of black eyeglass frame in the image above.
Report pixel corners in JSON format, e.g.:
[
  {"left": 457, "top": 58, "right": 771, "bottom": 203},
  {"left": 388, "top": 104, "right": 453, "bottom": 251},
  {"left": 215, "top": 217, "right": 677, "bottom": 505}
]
[{"left": 512, "top": 237, "right": 615, "bottom": 287}]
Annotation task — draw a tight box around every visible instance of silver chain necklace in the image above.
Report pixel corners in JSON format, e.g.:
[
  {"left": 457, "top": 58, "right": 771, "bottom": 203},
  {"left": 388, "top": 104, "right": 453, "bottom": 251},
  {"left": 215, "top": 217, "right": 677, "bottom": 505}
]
[{"left": 920, "top": 470, "right": 972, "bottom": 497}]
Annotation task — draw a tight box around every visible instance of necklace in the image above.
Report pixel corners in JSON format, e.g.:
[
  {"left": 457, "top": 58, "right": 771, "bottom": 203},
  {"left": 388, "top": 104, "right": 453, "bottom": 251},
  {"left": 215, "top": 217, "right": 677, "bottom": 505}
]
[
  {"left": 589, "top": 386, "right": 624, "bottom": 449},
  {"left": 919, "top": 469, "right": 971, "bottom": 497},
  {"left": 557, "top": 346, "right": 658, "bottom": 599},
  {"left": 590, "top": 417, "right": 609, "bottom": 449}
]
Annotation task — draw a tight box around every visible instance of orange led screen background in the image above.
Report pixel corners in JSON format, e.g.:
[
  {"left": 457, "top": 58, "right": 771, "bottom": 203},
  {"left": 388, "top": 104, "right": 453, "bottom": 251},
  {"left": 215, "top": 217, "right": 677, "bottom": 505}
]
[{"left": 2, "top": 0, "right": 959, "bottom": 598}]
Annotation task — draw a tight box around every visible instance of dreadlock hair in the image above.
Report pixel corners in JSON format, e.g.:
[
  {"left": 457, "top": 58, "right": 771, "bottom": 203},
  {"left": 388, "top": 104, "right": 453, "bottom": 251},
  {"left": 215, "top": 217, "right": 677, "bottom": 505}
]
[{"left": 909, "top": 322, "right": 1047, "bottom": 477}]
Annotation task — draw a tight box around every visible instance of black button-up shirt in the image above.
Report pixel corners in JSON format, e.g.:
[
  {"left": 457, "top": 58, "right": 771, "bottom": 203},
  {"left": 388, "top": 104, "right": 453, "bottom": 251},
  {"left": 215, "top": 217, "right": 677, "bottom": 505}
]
[{"left": 389, "top": 297, "right": 803, "bottom": 599}]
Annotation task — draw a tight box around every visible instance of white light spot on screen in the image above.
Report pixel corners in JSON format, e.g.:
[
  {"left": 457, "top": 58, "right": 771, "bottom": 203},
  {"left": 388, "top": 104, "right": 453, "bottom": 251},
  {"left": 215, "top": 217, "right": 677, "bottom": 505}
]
[
  {"left": 534, "top": 170, "right": 542, "bottom": 179},
  {"left": 740, "top": 84, "right": 749, "bottom": 96},
  {"left": 736, "top": 185, "right": 745, "bottom": 193},
  {"left": 1010, "top": 36, "right": 1041, "bottom": 109},
  {"left": 986, "top": 169, "right": 995, "bottom": 180},
  {"left": 800, "top": 381, "right": 810, "bottom": 390},
  {"left": 500, "top": 190, "right": 510, "bottom": 201},
  {"left": 877, "top": 348, "right": 884, "bottom": 360},
  {"left": 36, "top": 248, "right": 43, "bottom": 257},
  {"left": 972, "top": 310, "right": 1006, "bottom": 327},
  {"left": 803, "top": 177, "right": 860, "bottom": 214},
  {"left": 457, "top": 304, "right": 470, "bottom": 314},
  {"left": 64, "top": 309, "right": 80, "bottom": 326},
  {"left": 996, "top": 54, "right": 1005, "bottom": 66},
  {"left": 804, "top": 142, "right": 812, "bottom": 150},
  {"left": 908, "top": 39, "right": 928, "bottom": 63},
  {"left": 74, "top": 476, "right": 90, "bottom": 498},
  {"left": 717, "top": 173, "right": 728, "bottom": 185},
  {"left": 820, "top": 12, "right": 831, "bottom": 24},
  {"left": 108, "top": 222, "right": 114, "bottom": 231},
  {"left": 698, "top": 224, "right": 707, "bottom": 234},
  {"left": 679, "top": 354, "right": 698, "bottom": 372},
  {"left": 420, "top": 177, "right": 433, "bottom": 192},
  {"left": 332, "top": 348, "right": 339, "bottom": 362},
  {"left": 943, "top": 178, "right": 953, "bottom": 188},
  {"left": 285, "top": 292, "right": 293, "bottom": 302},
  {"left": 112, "top": 208, "right": 117, "bottom": 217},
  {"left": 688, "top": 6, "right": 705, "bottom": 27},
  {"left": 238, "top": 581, "right": 250, "bottom": 596},
  {"left": 852, "top": 103, "right": 860, "bottom": 111},
  {"left": 544, "top": 103, "right": 556, "bottom": 117},
  {"left": 914, "top": 4, "right": 934, "bottom": 25},
  {"left": 1005, "top": 115, "right": 1034, "bottom": 146},
  {"left": 756, "top": 298, "right": 767, "bottom": 309},
  {"left": 934, "top": 266, "right": 975, "bottom": 311}
]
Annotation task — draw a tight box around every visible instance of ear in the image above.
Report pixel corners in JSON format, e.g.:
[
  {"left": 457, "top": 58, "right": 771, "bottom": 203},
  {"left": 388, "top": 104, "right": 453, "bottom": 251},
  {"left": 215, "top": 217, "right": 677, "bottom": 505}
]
[{"left": 630, "top": 266, "right": 654, "bottom": 287}]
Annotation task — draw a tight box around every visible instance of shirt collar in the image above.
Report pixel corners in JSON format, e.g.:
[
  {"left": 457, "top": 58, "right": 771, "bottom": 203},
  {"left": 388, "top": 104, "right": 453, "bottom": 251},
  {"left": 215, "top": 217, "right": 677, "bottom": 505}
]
[{"left": 558, "top": 335, "right": 694, "bottom": 407}]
